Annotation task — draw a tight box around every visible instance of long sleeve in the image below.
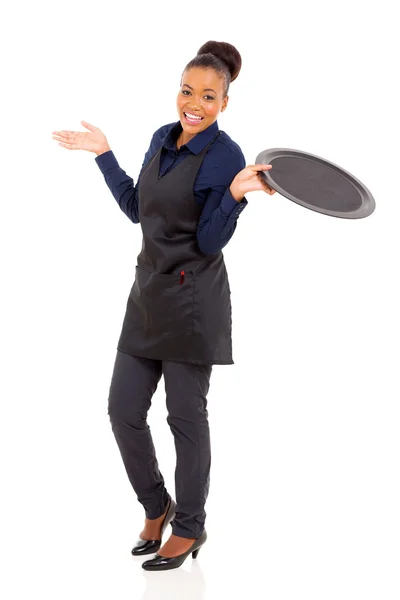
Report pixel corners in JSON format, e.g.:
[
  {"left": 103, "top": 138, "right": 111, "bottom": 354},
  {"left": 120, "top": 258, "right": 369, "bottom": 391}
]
[
  {"left": 94, "top": 131, "right": 159, "bottom": 223},
  {"left": 196, "top": 150, "right": 248, "bottom": 255}
]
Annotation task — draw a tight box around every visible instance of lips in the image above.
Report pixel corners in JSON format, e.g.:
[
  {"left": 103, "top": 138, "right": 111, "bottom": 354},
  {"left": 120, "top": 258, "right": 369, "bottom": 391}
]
[{"left": 184, "top": 112, "right": 204, "bottom": 124}]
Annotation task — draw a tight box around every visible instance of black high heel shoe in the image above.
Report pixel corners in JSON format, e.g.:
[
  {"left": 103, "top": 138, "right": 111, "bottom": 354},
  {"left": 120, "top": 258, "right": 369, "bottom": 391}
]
[
  {"left": 131, "top": 498, "right": 176, "bottom": 556},
  {"left": 141, "top": 529, "right": 207, "bottom": 571}
]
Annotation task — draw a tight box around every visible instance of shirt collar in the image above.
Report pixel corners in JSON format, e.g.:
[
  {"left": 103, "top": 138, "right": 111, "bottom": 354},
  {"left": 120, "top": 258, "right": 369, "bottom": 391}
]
[{"left": 162, "top": 120, "right": 219, "bottom": 155}]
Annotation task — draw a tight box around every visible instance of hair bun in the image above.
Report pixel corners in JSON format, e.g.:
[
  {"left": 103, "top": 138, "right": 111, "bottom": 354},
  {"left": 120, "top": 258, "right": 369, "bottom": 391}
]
[{"left": 197, "top": 41, "right": 241, "bottom": 83}]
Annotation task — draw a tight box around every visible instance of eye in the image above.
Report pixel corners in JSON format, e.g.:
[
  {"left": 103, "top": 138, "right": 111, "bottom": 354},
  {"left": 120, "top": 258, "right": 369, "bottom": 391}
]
[{"left": 181, "top": 90, "right": 215, "bottom": 101}]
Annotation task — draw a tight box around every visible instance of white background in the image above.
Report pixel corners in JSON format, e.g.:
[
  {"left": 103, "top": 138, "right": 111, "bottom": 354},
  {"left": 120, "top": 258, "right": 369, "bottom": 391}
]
[{"left": 1, "top": 0, "right": 399, "bottom": 598}]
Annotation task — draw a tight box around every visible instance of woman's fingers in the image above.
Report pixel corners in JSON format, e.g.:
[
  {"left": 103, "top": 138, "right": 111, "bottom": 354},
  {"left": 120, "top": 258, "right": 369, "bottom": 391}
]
[
  {"left": 237, "top": 164, "right": 272, "bottom": 182},
  {"left": 81, "top": 120, "right": 97, "bottom": 131},
  {"left": 249, "top": 164, "right": 272, "bottom": 172},
  {"left": 52, "top": 130, "right": 77, "bottom": 139},
  {"left": 52, "top": 134, "right": 72, "bottom": 142},
  {"left": 258, "top": 183, "right": 276, "bottom": 195},
  {"left": 52, "top": 136, "right": 79, "bottom": 146},
  {"left": 52, "top": 130, "right": 85, "bottom": 149},
  {"left": 57, "top": 142, "right": 81, "bottom": 150},
  {"left": 257, "top": 172, "right": 276, "bottom": 194},
  {"left": 253, "top": 165, "right": 276, "bottom": 194},
  {"left": 265, "top": 186, "right": 276, "bottom": 195}
]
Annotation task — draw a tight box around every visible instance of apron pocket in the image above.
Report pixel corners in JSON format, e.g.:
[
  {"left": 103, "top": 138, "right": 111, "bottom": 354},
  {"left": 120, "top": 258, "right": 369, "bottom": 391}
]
[{"left": 136, "top": 266, "right": 195, "bottom": 335}]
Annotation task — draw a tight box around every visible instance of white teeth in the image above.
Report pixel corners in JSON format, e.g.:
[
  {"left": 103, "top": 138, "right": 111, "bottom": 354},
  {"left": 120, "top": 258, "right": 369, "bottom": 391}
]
[{"left": 185, "top": 113, "right": 202, "bottom": 120}]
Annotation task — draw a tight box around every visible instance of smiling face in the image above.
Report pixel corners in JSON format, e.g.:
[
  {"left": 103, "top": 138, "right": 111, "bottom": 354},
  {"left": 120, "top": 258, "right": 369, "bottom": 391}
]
[{"left": 176, "top": 67, "right": 229, "bottom": 143}]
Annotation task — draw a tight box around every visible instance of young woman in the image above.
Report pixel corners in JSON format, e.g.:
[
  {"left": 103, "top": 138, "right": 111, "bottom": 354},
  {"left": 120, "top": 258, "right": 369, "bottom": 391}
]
[{"left": 52, "top": 40, "right": 275, "bottom": 572}]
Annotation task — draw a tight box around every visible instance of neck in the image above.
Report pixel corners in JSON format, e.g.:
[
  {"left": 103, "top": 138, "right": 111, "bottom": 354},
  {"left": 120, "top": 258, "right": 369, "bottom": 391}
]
[{"left": 177, "top": 130, "right": 195, "bottom": 148}]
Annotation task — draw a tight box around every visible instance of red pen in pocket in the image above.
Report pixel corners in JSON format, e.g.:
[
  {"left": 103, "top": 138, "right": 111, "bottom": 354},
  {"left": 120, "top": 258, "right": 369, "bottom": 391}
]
[{"left": 180, "top": 270, "right": 185, "bottom": 285}]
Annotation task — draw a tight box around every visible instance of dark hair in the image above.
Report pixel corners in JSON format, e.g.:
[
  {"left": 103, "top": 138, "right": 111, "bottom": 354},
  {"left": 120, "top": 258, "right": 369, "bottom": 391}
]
[{"left": 183, "top": 41, "right": 242, "bottom": 98}]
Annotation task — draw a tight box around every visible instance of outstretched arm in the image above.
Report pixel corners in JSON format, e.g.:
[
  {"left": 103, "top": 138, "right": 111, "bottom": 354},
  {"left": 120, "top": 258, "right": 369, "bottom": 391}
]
[{"left": 52, "top": 120, "right": 156, "bottom": 224}]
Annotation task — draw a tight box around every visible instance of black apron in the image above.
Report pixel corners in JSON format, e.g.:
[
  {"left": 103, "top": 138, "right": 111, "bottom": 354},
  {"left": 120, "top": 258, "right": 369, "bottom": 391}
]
[{"left": 117, "top": 130, "right": 234, "bottom": 365}]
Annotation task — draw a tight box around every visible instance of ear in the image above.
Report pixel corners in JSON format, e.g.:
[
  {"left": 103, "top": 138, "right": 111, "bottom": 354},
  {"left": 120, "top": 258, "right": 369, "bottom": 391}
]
[{"left": 221, "top": 95, "right": 229, "bottom": 112}]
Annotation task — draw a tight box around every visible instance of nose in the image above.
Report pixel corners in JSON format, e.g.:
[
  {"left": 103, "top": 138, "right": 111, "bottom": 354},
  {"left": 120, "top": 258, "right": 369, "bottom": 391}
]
[{"left": 186, "top": 95, "right": 203, "bottom": 111}]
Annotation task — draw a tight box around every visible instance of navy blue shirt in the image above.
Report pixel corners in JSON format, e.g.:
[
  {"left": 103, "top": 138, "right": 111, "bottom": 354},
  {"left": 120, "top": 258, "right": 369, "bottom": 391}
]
[{"left": 95, "top": 119, "right": 248, "bottom": 255}]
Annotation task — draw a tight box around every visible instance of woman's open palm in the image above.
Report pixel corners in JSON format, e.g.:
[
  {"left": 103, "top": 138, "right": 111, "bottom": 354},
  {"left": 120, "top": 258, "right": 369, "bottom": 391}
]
[{"left": 52, "top": 120, "right": 110, "bottom": 155}]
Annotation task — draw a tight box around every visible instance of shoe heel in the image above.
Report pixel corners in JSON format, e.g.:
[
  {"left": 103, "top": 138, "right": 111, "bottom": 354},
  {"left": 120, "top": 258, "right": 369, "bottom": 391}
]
[{"left": 192, "top": 548, "right": 201, "bottom": 559}]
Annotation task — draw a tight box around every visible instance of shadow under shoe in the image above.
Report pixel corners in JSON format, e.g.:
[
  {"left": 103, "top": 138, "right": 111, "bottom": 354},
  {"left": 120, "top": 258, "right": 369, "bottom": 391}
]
[
  {"left": 131, "top": 498, "right": 176, "bottom": 556},
  {"left": 141, "top": 529, "right": 207, "bottom": 571}
]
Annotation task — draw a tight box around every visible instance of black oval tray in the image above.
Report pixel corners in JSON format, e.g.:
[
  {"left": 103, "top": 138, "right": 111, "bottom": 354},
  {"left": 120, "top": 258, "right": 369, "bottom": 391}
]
[{"left": 255, "top": 148, "right": 375, "bottom": 219}]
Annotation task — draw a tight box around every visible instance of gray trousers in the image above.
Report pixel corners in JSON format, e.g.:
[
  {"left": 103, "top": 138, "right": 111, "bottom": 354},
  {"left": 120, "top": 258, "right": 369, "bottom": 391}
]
[{"left": 107, "top": 350, "right": 213, "bottom": 539}]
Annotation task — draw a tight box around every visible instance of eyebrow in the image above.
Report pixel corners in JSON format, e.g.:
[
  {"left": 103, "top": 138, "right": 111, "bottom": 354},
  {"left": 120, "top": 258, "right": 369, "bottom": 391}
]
[{"left": 182, "top": 84, "right": 217, "bottom": 94}]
